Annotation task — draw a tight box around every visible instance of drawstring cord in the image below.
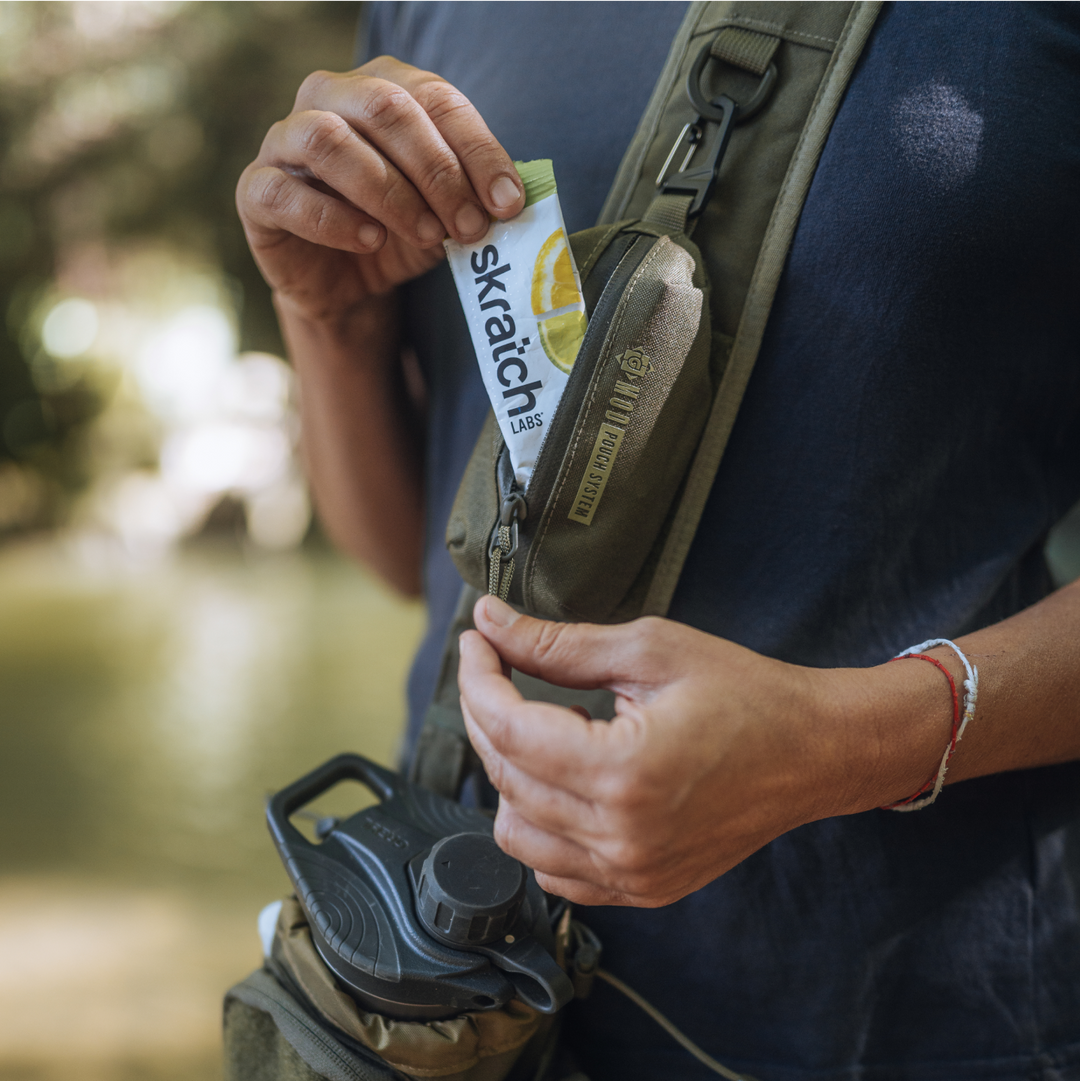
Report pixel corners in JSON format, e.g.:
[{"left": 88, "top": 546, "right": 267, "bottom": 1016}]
[{"left": 595, "top": 968, "right": 758, "bottom": 1081}]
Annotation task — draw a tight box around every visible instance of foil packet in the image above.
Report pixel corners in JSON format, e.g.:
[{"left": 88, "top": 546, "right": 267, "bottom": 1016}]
[{"left": 444, "top": 160, "right": 586, "bottom": 489}]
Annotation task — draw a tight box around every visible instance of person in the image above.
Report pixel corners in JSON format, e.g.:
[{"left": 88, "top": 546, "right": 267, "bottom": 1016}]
[{"left": 236, "top": 3, "right": 1080, "bottom": 1078}]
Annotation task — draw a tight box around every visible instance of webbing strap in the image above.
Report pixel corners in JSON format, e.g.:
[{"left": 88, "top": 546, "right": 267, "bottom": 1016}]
[
  {"left": 711, "top": 26, "right": 780, "bottom": 75},
  {"left": 641, "top": 193, "right": 694, "bottom": 233}
]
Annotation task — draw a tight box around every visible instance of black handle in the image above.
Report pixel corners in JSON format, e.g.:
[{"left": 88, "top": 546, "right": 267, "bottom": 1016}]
[
  {"left": 497, "top": 937, "right": 575, "bottom": 1015},
  {"left": 266, "top": 753, "right": 403, "bottom": 853}
]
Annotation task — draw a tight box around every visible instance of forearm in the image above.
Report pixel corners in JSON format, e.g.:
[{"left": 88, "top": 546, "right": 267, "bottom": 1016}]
[
  {"left": 829, "top": 577, "right": 1080, "bottom": 812},
  {"left": 279, "top": 291, "right": 425, "bottom": 596}
]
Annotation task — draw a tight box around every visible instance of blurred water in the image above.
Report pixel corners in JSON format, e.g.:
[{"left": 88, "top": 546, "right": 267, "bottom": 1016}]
[{"left": 0, "top": 539, "right": 424, "bottom": 1080}]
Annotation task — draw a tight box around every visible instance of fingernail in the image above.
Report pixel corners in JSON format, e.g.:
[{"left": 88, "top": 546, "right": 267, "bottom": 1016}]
[
  {"left": 483, "top": 596, "right": 519, "bottom": 628},
  {"left": 489, "top": 175, "right": 521, "bottom": 211},
  {"left": 417, "top": 212, "right": 445, "bottom": 243},
  {"left": 455, "top": 203, "right": 487, "bottom": 238},
  {"left": 357, "top": 222, "right": 380, "bottom": 248}
]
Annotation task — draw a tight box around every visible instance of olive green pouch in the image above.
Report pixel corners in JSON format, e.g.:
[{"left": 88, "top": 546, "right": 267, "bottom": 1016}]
[{"left": 446, "top": 218, "right": 715, "bottom": 624}]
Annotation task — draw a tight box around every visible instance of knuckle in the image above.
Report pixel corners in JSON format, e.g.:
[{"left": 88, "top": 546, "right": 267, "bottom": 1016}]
[
  {"left": 308, "top": 199, "right": 337, "bottom": 242},
  {"left": 630, "top": 617, "right": 664, "bottom": 651},
  {"left": 595, "top": 767, "right": 643, "bottom": 811},
  {"left": 294, "top": 69, "right": 335, "bottom": 109},
  {"left": 366, "top": 165, "right": 407, "bottom": 218},
  {"left": 414, "top": 146, "right": 463, "bottom": 197},
  {"left": 533, "top": 620, "right": 571, "bottom": 666},
  {"left": 598, "top": 837, "right": 656, "bottom": 879},
  {"left": 252, "top": 169, "right": 293, "bottom": 216},
  {"left": 484, "top": 758, "right": 506, "bottom": 794},
  {"left": 635, "top": 616, "right": 667, "bottom": 638},
  {"left": 492, "top": 811, "right": 521, "bottom": 857},
  {"left": 259, "top": 118, "right": 291, "bottom": 160},
  {"left": 413, "top": 79, "right": 470, "bottom": 123},
  {"left": 481, "top": 709, "right": 517, "bottom": 759},
  {"left": 617, "top": 617, "right": 668, "bottom": 671},
  {"left": 358, "top": 79, "right": 416, "bottom": 131},
  {"left": 298, "top": 111, "right": 353, "bottom": 165},
  {"left": 360, "top": 55, "right": 412, "bottom": 80}
]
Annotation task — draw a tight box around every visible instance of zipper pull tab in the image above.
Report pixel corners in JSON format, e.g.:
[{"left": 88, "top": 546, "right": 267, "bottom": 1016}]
[{"left": 488, "top": 490, "right": 527, "bottom": 602}]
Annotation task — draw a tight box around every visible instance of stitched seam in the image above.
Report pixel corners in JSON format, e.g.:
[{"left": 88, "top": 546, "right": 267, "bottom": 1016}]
[
  {"left": 577, "top": 222, "right": 625, "bottom": 279},
  {"left": 729, "top": 16, "right": 837, "bottom": 44},
  {"left": 526, "top": 240, "right": 668, "bottom": 604},
  {"left": 696, "top": 14, "right": 838, "bottom": 48}
]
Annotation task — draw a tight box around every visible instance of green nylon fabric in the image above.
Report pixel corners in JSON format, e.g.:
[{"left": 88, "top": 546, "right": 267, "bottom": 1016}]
[{"left": 225, "top": 998, "right": 348, "bottom": 1081}]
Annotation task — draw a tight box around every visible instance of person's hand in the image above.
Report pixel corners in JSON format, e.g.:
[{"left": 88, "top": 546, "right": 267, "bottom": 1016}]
[
  {"left": 236, "top": 57, "right": 525, "bottom": 323},
  {"left": 458, "top": 596, "right": 951, "bottom": 908}
]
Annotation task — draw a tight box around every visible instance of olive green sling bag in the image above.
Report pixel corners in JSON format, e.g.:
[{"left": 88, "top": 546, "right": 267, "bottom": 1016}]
[{"left": 225, "top": 5, "right": 881, "bottom": 1080}]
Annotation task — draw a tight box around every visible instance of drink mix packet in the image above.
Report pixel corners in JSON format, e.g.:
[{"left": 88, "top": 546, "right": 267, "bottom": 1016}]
[{"left": 444, "top": 160, "right": 586, "bottom": 489}]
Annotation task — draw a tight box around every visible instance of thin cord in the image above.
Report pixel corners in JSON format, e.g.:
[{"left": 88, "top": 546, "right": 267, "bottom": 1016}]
[
  {"left": 887, "top": 638, "right": 980, "bottom": 812},
  {"left": 880, "top": 653, "right": 959, "bottom": 810},
  {"left": 595, "top": 968, "right": 758, "bottom": 1081}
]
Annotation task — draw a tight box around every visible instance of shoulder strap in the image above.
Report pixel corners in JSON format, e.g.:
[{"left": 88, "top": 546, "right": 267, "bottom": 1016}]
[
  {"left": 412, "top": 1, "right": 881, "bottom": 797},
  {"left": 602, "top": 0, "right": 882, "bottom": 615}
]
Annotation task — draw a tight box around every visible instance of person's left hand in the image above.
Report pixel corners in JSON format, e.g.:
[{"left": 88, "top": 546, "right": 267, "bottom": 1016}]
[{"left": 458, "top": 595, "right": 948, "bottom": 907}]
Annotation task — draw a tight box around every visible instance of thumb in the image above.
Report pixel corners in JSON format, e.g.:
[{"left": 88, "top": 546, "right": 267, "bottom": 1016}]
[{"left": 472, "top": 595, "right": 647, "bottom": 689}]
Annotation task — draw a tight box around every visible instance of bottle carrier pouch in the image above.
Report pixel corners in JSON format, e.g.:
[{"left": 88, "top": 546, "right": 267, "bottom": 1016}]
[
  {"left": 447, "top": 219, "right": 712, "bottom": 624},
  {"left": 225, "top": 896, "right": 553, "bottom": 1081}
]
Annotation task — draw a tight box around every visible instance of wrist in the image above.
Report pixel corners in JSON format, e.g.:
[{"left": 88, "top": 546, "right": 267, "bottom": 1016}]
[
  {"left": 274, "top": 288, "right": 389, "bottom": 337},
  {"left": 276, "top": 289, "right": 403, "bottom": 377},
  {"left": 807, "top": 654, "right": 959, "bottom": 816}
]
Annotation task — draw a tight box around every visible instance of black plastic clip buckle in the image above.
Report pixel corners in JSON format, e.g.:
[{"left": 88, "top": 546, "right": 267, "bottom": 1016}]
[{"left": 656, "top": 38, "right": 778, "bottom": 218}]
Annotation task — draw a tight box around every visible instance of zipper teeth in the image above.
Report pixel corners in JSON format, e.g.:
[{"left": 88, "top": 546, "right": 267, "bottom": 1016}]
[{"left": 526, "top": 234, "right": 654, "bottom": 502}]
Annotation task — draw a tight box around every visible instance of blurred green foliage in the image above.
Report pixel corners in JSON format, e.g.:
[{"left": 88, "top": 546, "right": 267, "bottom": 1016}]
[{"left": 0, "top": 1, "right": 359, "bottom": 525}]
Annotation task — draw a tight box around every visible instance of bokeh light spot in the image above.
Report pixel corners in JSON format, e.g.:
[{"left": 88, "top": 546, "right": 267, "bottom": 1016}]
[{"left": 41, "top": 297, "right": 99, "bottom": 358}]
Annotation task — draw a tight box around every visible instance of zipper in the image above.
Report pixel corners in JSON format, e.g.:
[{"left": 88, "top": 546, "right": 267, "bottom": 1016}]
[{"left": 485, "top": 228, "right": 656, "bottom": 605}]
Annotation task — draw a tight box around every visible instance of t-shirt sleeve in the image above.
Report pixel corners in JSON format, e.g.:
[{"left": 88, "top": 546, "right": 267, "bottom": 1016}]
[{"left": 355, "top": 2, "right": 407, "bottom": 67}]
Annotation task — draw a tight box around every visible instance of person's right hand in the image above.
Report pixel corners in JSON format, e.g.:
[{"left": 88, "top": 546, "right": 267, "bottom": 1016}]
[{"left": 236, "top": 57, "right": 526, "bottom": 323}]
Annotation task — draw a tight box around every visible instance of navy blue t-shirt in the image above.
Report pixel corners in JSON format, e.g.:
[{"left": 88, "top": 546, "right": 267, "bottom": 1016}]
[{"left": 363, "top": 4, "right": 1080, "bottom": 1079}]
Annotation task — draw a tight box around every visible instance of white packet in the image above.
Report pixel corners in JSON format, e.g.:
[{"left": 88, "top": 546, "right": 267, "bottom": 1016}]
[{"left": 444, "top": 160, "right": 587, "bottom": 490}]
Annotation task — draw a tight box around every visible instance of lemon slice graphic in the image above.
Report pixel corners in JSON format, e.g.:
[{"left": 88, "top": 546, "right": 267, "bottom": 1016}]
[
  {"left": 537, "top": 311, "right": 587, "bottom": 375},
  {"left": 531, "top": 228, "right": 582, "bottom": 315},
  {"left": 531, "top": 229, "right": 585, "bottom": 373}
]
